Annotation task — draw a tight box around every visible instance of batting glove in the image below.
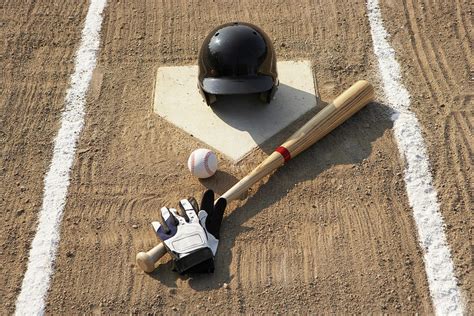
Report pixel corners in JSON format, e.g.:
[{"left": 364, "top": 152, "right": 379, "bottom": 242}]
[{"left": 152, "top": 190, "right": 226, "bottom": 274}]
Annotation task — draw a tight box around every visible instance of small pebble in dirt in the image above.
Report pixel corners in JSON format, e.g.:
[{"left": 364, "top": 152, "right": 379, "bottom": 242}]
[
  {"left": 223, "top": 283, "right": 229, "bottom": 289},
  {"left": 132, "top": 224, "right": 138, "bottom": 229},
  {"left": 171, "top": 306, "right": 178, "bottom": 311}
]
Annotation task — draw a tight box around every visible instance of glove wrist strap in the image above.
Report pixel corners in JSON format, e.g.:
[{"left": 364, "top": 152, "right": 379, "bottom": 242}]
[{"left": 173, "top": 247, "right": 214, "bottom": 274}]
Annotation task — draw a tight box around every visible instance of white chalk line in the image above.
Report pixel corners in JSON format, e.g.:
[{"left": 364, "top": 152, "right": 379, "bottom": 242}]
[
  {"left": 15, "top": 0, "right": 107, "bottom": 315},
  {"left": 366, "top": 0, "right": 463, "bottom": 315}
]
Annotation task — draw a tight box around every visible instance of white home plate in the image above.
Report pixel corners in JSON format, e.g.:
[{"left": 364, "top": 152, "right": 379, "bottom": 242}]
[{"left": 153, "top": 60, "right": 318, "bottom": 161}]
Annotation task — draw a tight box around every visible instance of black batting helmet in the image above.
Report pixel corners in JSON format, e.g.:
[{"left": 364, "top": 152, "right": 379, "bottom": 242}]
[{"left": 198, "top": 22, "right": 278, "bottom": 105}]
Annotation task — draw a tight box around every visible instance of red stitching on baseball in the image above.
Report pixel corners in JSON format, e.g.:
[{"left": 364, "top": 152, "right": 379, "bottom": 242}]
[{"left": 204, "top": 150, "right": 213, "bottom": 176}]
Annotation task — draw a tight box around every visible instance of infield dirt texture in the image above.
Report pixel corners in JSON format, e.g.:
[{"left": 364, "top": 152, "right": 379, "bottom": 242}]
[{"left": 1, "top": 0, "right": 472, "bottom": 314}]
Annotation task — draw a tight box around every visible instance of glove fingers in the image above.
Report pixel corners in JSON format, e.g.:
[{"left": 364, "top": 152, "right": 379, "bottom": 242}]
[
  {"left": 200, "top": 189, "right": 214, "bottom": 215},
  {"left": 155, "top": 207, "right": 178, "bottom": 240},
  {"left": 187, "top": 196, "right": 200, "bottom": 212},
  {"left": 205, "top": 197, "right": 227, "bottom": 238},
  {"left": 179, "top": 198, "right": 200, "bottom": 223},
  {"left": 177, "top": 200, "right": 191, "bottom": 222},
  {"left": 214, "top": 197, "right": 227, "bottom": 219},
  {"left": 159, "top": 207, "right": 172, "bottom": 233}
]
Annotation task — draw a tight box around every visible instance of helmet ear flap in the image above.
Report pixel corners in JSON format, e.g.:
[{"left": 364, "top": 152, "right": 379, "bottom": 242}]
[
  {"left": 205, "top": 93, "right": 217, "bottom": 106},
  {"left": 259, "top": 85, "right": 278, "bottom": 103},
  {"left": 198, "top": 86, "right": 217, "bottom": 106}
]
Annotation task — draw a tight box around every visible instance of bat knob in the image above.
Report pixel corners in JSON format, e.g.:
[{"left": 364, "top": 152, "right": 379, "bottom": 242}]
[
  {"left": 136, "top": 243, "right": 167, "bottom": 273},
  {"left": 136, "top": 251, "right": 156, "bottom": 273}
]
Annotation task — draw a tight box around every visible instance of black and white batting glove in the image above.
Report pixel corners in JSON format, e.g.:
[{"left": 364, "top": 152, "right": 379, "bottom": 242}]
[{"left": 152, "top": 190, "right": 226, "bottom": 274}]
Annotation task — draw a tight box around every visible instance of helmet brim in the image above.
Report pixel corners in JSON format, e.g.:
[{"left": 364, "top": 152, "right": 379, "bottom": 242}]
[{"left": 201, "top": 76, "right": 274, "bottom": 95}]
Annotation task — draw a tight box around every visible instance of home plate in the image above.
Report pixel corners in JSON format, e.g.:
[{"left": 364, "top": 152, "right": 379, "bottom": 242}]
[{"left": 153, "top": 60, "right": 318, "bottom": 161}]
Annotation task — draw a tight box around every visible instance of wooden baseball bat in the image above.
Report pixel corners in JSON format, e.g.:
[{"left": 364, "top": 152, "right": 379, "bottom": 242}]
[{"left": 136, "top": 80, "right": 374, "bottom": 273}]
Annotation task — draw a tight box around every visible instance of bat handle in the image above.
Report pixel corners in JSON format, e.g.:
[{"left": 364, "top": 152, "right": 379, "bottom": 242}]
[{"left": 136, "top": 243, "right": 167, "bottom": 273}]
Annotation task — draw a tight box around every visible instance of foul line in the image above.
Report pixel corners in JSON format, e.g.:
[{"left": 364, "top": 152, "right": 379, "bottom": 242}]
[
  {"left": 366, "top": 0, "right": 463, "bottom": 314},
  {"left": 15, "top": 0, "right": 107, "bottom": 314}
]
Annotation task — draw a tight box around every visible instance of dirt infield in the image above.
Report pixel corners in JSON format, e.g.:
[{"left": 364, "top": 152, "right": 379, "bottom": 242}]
[{"left": 1, "top": 0, "right": 471, "bottom": 314}]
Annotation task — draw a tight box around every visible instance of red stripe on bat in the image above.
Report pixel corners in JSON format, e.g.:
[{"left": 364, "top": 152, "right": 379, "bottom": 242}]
[{"left": 275, "top": 146, "right": 291, "bottom": 162}]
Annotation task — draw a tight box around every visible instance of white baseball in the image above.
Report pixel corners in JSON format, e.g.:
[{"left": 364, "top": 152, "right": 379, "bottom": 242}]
[{"left": 187, "top": 148, "right": 218, "bottom": 178}]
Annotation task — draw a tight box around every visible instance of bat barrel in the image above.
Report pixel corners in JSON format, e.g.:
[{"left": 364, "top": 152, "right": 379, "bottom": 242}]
[{"left": 282, "top": 80, "right": 374, "bottom": 158}]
